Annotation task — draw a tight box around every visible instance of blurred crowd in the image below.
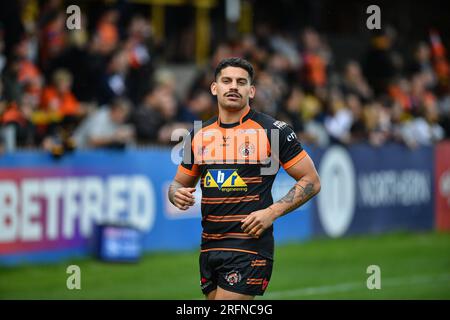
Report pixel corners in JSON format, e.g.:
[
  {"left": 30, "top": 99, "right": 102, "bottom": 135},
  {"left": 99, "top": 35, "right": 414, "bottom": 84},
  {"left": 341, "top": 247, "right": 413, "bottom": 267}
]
[{"left": 1, "top": 1, "right": 450, "bottom": 155}]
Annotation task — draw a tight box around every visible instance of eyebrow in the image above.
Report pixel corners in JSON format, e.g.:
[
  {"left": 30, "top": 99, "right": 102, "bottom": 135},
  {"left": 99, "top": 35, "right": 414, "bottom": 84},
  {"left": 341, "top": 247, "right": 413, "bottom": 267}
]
[{"left": 221, "top": 76, "right": 248, "bottom": 82}]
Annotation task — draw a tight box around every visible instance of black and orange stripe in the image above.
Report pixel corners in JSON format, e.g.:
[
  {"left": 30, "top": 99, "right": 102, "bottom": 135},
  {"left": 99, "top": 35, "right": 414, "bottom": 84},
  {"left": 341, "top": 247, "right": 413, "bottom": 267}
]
[
  {"left": 242, "top": 177, "right": 263, "bottom": 184},
  {"left": 251, "top": 259, "right": 267, "bottom": 267},
  {"left": 200, "top": 248, "right": 258, "bottom": 255},
  {"left": 246, "top": 278, "right": 264, "bottom": 285},
  {"left": 202, "top": 232, "right": 255, "bottom": 240},
  {"left": 202, "top": 195, "right": 259, "bottom": 204},
  {"left": 204, "top": 214, "right": 248, "bottom": 222}
]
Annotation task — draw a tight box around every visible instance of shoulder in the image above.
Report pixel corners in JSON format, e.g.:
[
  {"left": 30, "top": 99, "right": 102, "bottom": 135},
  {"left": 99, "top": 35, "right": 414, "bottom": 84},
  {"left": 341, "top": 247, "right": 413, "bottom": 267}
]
[
  {"left": 201, "top": 115, "right": 218, "bottom": 129},
  {"left": 188, "top": 115, "right": 219, "bottom": 140},
  {"left": 251, "top": 110, "right": 293, "bottom": 132},
  {"left": 86, "top": 108, "right": 109, "bottom": 127}
]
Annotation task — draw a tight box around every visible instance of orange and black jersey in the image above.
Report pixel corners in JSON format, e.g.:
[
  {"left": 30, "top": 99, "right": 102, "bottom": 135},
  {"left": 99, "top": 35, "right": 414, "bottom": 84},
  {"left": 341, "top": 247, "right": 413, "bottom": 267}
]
[{"left": 178, "top": 107, "right": 307, "bottom": 259}]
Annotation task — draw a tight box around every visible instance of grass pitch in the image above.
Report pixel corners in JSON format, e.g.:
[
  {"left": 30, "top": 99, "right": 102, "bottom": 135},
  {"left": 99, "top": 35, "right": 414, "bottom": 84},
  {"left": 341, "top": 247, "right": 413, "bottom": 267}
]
[{"left": 1, "top": 231, "right": 449, "bottom": 299}]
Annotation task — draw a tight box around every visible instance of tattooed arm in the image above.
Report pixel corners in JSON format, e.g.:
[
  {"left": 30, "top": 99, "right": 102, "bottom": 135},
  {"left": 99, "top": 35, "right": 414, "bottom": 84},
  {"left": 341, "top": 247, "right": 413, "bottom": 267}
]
[
  {"left": 241, "top": 154, "right": 320, "bottom": 237},
  {"left": 268, "top": 176, "right": 318, "bottom": 219}
]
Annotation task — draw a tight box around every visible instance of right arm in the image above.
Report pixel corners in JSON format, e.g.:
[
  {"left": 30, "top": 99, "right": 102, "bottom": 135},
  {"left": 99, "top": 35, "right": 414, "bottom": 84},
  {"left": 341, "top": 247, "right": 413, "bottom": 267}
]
[
  {"left": 168, "top": 170, "right": 200, "bottom": 210},
  {"left": 169, "top": 129, "right": 200, "bottom": 210}
]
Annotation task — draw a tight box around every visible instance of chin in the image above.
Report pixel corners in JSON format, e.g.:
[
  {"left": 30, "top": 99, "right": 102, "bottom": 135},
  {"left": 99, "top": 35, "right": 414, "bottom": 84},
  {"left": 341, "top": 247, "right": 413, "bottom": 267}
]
[{"left": 222, "top": 103, "right": 246, "bottom": 111}]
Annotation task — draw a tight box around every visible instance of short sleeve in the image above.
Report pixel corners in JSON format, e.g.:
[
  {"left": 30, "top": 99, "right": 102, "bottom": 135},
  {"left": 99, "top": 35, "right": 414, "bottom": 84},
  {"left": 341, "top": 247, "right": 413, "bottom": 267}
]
[
  {"left": 177, "top": 130, "right": 200, "bottom": 177},
  {"left": 277, "top": 124, "right": 307, "bottom": 170}
]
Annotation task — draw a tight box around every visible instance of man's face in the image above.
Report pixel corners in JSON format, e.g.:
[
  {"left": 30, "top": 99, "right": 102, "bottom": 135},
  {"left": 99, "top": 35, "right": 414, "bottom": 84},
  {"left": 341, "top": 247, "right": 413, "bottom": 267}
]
[
  {"left": 211, "top": 66, "right": 255, "bottom": 111},
  {"left": 111, "top": 107, "right": 128, "bottom": 124}
]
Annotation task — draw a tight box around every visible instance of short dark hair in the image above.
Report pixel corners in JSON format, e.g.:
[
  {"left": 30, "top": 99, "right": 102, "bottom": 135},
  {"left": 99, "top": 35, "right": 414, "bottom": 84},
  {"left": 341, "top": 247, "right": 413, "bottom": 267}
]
[
  {"left": 214, "top": 57, "right": 255, "bottom": 84},
  {"left": 110, "top": 97, "right": 132, "bottom": 112}
]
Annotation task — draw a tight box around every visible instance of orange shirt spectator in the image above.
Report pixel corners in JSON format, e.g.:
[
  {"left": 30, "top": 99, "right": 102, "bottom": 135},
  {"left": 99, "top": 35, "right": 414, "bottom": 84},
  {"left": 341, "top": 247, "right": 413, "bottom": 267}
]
[
  {"left": 1, "top": 101, "right": 26, "bottom": 127},
  {"left": 388, "top": 83, "right": 411, "bottom": 111},
  {"left": 303, "top": 53, "right": 327, "bottom": 88},
  {"left": 40, "top": 69, "right": 80, "bottom": 117}
]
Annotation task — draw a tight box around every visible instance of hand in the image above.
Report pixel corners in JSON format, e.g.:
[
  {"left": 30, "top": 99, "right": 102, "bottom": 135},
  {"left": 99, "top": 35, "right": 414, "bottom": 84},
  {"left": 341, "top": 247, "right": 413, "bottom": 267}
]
[
  {"left": 115, "top": 127, "right": 134, "bottom": 142},
  {"left": 172, "top": 187, "right": 196, "bottom": 210},
  {"left": 241, "top": 208, "right": 276, "bottom": 238}
]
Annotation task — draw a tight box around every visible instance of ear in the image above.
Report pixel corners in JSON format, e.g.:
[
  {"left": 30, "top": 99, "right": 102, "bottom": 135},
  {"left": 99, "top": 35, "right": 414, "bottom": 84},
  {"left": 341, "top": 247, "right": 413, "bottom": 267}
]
[
  {"left": 249, "top": 85, "right": 256, "bottom": 99},
  {"left": 210, "top": 82, "right": 217, "bottom": 96}
]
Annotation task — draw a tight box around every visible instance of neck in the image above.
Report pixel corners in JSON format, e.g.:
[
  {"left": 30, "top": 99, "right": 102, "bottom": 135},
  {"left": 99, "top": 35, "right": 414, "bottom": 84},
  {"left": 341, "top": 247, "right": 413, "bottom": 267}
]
[{"left": 218, "top": 105, "right": 250, "bottom": 124}]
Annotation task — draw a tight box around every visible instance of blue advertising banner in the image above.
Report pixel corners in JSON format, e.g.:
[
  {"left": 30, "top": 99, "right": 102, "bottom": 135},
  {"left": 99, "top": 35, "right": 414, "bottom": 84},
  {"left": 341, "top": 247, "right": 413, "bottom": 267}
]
[
  {"left": 0, "top": 142, "right": 435, "bottom": 265},
  {"left": 0, "top": 148, "right": 312, "bottom": 266},
  {"left": 312, "top": 143, "right": 434, "bottom": 238}
]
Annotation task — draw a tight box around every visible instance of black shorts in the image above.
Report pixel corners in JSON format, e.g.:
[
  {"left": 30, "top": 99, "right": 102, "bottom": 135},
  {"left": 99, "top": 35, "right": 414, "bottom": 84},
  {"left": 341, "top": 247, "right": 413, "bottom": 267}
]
[{"left": 199, "top": 250, "right": 273, "bottom": 296}]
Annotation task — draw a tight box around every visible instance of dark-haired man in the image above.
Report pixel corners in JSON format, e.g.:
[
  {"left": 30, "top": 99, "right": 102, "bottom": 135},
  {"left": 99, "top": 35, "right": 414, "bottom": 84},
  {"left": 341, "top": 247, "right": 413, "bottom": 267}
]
[{"left": 168, "top": 57, "right": 321, "bottom": 300}]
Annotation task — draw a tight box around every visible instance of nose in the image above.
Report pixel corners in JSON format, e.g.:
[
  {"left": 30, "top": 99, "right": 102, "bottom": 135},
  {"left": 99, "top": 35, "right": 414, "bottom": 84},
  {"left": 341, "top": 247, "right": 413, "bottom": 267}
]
[{"left": 229, "top": 80, "right": 238, "bottom": 90}]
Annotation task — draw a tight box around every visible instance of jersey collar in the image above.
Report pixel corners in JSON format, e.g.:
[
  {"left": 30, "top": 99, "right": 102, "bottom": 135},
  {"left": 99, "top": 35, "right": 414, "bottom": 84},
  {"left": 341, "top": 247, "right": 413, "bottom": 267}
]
[{"left": 217, "top": 106, "right": 254, "bottom": 128}]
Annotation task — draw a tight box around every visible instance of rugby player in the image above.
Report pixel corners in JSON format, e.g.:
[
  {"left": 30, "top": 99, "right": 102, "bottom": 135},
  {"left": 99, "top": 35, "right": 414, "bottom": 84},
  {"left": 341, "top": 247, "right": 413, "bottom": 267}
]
[{"left": 168, "top": 57, "right": 321, "bottom": 300}]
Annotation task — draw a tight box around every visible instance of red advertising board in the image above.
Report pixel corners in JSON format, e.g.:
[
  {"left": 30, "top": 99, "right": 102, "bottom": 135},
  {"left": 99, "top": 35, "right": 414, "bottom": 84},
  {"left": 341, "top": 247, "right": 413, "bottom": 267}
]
[{"left": 435, "top": 141, "right": 450, "bottom": 231}]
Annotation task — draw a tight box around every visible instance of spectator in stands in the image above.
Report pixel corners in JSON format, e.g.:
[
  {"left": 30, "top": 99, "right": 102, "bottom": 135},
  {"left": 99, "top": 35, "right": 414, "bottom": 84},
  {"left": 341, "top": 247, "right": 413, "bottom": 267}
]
[
  {"left": 408, "top": 42, "right": 437, "bottom": 89},
  {"left": 93, "top": 8, "right": 120, "bottom": 56},
  {"left": 40, "top": 69, "right": 82, "bottom": 118},
  {"left": 364, "top": 100, "right": 389, "bottom": 146},
  {"left": 38, "top": 7, "right": 67, "bottom": 71},
  {"left": 125, "top": 15, "right": 154, "bottom": 105},
  {"left": 341, "top": 60, "right": 373, "bottom": 102},
  {"left": 73, "top": 97, "right": 134, "bottom": 149},
  {"left": 178, "top": 89, "right": 215, "bottom": 123},
  {"left": 299, "top": 27, "right": 332, "bottom": 92},
  {"left": 346, "top": 93, "right": 367, "bottom": 143},
  {"left": 324, "top": 88, "right": 353, "bottom": 144},
  {"left": 37, "top": 69, "right": 84, "bottom": 149},
  {"left": 363, "top": 28, "right": 401, "bottom": 95},
  {"left": 278, "top": 85, "right": 304, "bottom": 133},
  {"left": 252, "top": 70, "right": 283, "bottom": 116},
  {"left": 388, "top": 76, "right": 412, "bottom": 112},
  {"left": 98, "top": 48, "right": 130, "bottom": 105},
  {"left": 409, "top": 72, "right": 437, "bottom": 117},
  {"left": 0, "top": 98, "right": 35, "bottom": 148},
  {"left": 399, "top": 94, "right": 444, "bottom": 147},
  {"left": 130, "top": 85, "right": 169, "bottom": 144},
  {"left": 45, "top": 10, "right": 91, "bottom": 102},
  {"left": 12, "top": 38, "right": 43, "bottom": 105}
]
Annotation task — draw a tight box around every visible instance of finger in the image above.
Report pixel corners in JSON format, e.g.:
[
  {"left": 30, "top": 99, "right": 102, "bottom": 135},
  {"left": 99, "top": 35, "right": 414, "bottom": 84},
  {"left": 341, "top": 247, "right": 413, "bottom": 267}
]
[
  {"left": 178, "top": 191, "right": 196, "bottom": 201},
  {"left": 241, "top": 215, "right": 254, "bottom": 229},
  {"left": 175, "top": 197, "right": 193, "bottom": 207},
  {"left": 243, "top": 220, "right": 260, "bottom": 234},
  {"left": 178, "top": 200, "right": 194, "bottom": 208},
  {"left": 255, "top": 229, "right": 264, "bottom": 237},
  {"left": 180, "top": 188, "right": 196, "bottom": 196},
  {"left": 175, "top": 193, "right": 195, "bottom": 203},
  {"left": 178, "top": 189, "right": 196, "bottom": 199},
  {"left": 176, "top": 201, "right": 191, "bottom": 210},
  {"left": 175, "top": 199, "right": 194, "bottom": 208},
  {"left": 174, "top": 193, "right": 194, "bottom": 203},
  {"left": 247, "top": 225, "right": 261, "bottom": 237},
  {"left": 247, "top": 222, "right": 261, "bottom": 234},
  {"left": 175, "top": 202, "right": 185, "bottom": 210}
]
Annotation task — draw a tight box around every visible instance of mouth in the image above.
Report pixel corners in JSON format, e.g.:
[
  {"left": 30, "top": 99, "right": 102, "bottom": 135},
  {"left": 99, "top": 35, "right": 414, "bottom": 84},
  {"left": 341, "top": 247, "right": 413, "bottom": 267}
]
[{"left": 225, "top": 93, "right": 241, "bottom": 101}]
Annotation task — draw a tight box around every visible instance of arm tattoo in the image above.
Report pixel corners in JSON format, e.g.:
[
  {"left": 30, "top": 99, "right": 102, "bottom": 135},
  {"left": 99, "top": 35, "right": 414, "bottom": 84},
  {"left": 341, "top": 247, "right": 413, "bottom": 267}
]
[
  {"left": 280, "top": 187, "right": 296, "bottom": 203},
  {"left": 276, "top": 179, "right": 316, "bottom": 215}
]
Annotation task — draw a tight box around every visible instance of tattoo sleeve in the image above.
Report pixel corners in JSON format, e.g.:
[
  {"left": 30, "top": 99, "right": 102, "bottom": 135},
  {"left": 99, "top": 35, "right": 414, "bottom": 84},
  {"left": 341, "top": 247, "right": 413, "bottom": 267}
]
[{"left": 271, "top": 178, "right": 316, "bottom": 217}]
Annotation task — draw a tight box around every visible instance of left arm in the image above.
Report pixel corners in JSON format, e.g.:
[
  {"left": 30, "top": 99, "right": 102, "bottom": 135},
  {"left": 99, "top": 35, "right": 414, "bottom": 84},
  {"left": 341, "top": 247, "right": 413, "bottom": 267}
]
[{"left": 241, "top": 154, "right": 321, "bottom": 237}]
